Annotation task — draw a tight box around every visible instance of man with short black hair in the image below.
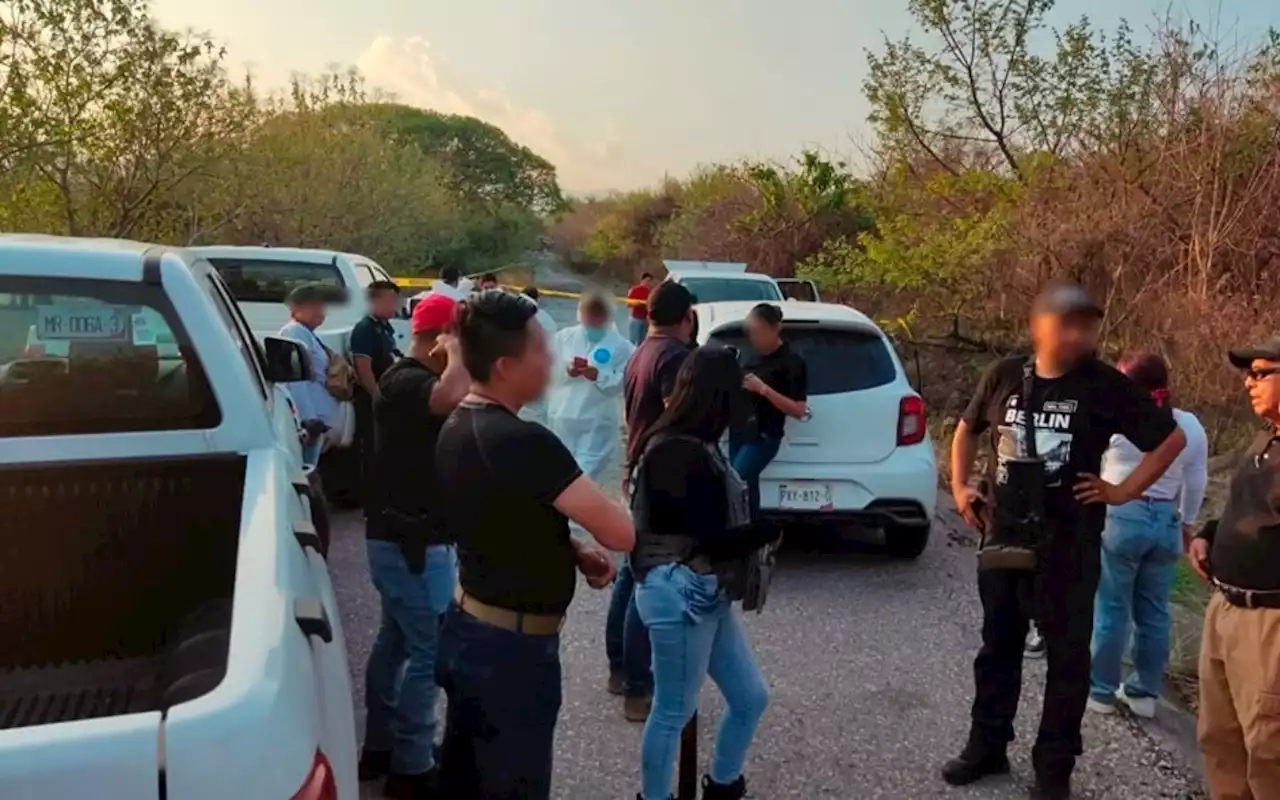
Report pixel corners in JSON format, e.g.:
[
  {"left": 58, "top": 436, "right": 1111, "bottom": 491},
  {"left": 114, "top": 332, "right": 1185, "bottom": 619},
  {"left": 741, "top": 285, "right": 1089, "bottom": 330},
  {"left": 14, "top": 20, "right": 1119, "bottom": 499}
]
[
  {"left": 477, "top": 272, "right": 499, "bottom": 292},
  {"left": 604, "top": 279, "right": 698, "bottom": 721},
  {"left": 435, "top": 291, "right": 635, "bottom": 799},
  {"left": 351, "top": 280, "right": 402, "bottom": 504},
  {"left": 1193, "top": 334, "right": 1280, "bottom": 799},
  {"left": 943, "top": 279, "right": 1186, "bottom": 799},
  {"left": 359, "top": 292, "right": 470, "bottom": 799}
]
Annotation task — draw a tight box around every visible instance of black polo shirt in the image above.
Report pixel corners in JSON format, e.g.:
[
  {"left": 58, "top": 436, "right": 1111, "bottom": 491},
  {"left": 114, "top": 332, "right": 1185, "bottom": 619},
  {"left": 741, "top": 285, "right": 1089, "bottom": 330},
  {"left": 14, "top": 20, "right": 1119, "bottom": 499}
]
[
  {"left": 367, "top": 358, "right": 447, "bottom": 537},
  {"left": 436, "top": 402, "right": 583, "bottom": 614},
  {"left": 743, "top": 341, "right": 808, "bottom": 439},
  {"left": 1202, "top": 430, "right": 1280, "bottom": 591},
  {"left": 350, "top": 315, "right": 399, "bottom": 392}
]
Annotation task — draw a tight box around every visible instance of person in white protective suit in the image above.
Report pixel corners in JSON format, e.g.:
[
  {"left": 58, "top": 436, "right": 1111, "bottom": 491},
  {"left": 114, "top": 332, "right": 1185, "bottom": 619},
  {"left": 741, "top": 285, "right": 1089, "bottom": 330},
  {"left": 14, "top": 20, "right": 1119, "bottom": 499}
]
[{"left": 547, "top": 292, "right": 635, "bottom": 484}]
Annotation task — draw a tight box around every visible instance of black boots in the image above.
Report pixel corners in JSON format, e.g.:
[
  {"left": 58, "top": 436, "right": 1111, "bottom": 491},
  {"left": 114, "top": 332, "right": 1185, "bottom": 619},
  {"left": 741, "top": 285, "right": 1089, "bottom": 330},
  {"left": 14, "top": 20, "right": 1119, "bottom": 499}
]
[
  {"left": 701, "top": 774, "right": 747, "bottom": 800},
  {"left": 940, "top": 747, "right": 1011, "bottom": 786},
  {"left": 1029, "top": 775, "right": 1071, "bottom": 799}
]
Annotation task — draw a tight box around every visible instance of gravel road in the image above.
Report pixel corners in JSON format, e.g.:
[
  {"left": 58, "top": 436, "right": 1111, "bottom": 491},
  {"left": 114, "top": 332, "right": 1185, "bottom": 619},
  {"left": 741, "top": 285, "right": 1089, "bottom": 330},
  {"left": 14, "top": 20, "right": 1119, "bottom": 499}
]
[{"left": 336, "top": 293, "right": 1205, "bottom": 799}]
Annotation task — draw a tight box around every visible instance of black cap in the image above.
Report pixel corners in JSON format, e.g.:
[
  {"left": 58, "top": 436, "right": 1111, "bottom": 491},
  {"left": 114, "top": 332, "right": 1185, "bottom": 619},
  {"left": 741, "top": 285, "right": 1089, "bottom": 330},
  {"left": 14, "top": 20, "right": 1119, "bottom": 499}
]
[
  {"left": 647, "top": 280, "right": 695, "bottom": 326},
  {"left": 1030, "top": 279, "right": 1103, "bottom": 319},
  {"left": 1228, "top": 335, "right": 1280, "bottom": 369},
  {"left": 286, "top": 282, "right": 333, "bottom": 306}
]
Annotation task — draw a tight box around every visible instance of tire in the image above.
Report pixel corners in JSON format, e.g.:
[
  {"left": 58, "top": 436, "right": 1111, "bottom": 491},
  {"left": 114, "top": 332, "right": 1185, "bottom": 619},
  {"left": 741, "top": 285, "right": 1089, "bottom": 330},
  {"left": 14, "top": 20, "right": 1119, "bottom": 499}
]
[{"left": 884, "top": 524, "right": 930, "bottom": 559}]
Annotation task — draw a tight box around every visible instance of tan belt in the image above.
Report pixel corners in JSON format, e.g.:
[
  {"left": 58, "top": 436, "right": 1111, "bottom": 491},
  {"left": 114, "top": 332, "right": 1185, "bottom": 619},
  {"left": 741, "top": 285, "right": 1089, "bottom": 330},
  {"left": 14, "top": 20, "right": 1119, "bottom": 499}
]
[{"left": 453, "top": 588, "right": 565, "bottom": 636}]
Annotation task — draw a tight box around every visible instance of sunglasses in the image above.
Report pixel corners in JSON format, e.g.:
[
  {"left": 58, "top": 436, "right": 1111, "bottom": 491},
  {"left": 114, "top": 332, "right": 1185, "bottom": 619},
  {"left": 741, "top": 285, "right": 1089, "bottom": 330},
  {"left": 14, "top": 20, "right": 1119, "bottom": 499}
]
[{"left": 1244, "top": 366, "right": 1280, "bottom": 382}]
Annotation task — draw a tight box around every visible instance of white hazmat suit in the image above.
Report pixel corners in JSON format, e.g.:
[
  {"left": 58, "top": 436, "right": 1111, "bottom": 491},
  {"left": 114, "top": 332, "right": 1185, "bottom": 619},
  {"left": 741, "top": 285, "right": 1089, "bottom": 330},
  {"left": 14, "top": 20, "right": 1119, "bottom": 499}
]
[{"left": 547, "top": 300, "right": 634, "bottom": 485}]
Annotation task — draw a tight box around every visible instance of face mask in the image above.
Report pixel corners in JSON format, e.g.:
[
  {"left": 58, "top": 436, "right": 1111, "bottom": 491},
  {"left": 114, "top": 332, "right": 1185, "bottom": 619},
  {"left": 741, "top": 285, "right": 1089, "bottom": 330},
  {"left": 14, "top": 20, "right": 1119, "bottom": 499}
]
[{"left": 584, "top": 325, "right": 606, "bottom": 343}]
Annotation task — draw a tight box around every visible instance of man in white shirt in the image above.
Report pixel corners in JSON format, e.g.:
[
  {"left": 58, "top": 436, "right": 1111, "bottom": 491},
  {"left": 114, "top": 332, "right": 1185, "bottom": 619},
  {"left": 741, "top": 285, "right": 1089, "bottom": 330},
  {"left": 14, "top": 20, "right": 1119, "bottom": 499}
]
[
  {"left": 278, "top": 284, "right": 343, "bottom": 467},
  {"left": 1086, "top": 352, "right": 1209, "bottom": 720}
]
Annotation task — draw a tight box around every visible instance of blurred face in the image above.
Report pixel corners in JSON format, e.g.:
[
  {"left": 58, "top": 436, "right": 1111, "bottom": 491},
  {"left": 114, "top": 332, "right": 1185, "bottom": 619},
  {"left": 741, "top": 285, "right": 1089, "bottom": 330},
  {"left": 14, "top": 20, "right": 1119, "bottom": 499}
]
[
  {"left": 480, "top": 278, "right": 498, "bottom": 291},
  {"left": 641, "top": 276, "right": 655, "bottom": 289},
  {"left": 291, "top": 301, "right": 325, "bottom": 328},
  {"left": 1245, "top": 359, "right": 1280, "bottom": 422},
  {"left": 494, "top": 319, "right": 553, "bottom": 405},
  {"left": 581, "top": 303, "right": 608, "bottom": 330},
  {"left": 1029, "top": 310, "right": 1099, "bottom": 365},
  {"left": 745, "top": 314, "right": 781, "bottom": 351},
  {"left": 369, "top": 289, "right": 399, "bottom": 320}
]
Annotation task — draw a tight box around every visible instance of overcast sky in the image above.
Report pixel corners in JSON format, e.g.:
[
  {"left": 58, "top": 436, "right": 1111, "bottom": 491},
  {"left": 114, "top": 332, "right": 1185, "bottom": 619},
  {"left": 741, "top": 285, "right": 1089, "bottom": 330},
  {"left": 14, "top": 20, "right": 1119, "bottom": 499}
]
[{"left": 153, "top": 0, "right": 1278, "bottom": 193}]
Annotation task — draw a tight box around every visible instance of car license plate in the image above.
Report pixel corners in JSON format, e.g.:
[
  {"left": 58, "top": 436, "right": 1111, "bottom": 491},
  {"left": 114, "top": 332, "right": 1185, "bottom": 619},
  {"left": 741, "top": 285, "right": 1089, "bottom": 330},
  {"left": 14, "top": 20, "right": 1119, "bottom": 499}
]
[
  {"left": 778, "top": 482, "right": 834, "bottom": 510},
  {"left": 36, "top": 306, "right": 129, "bottom": 341}
]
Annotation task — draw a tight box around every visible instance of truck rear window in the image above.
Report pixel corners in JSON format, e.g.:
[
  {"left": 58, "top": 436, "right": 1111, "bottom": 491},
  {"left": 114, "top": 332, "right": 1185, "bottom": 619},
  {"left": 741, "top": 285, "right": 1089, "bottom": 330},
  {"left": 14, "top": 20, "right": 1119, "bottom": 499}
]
[
  {"left": 0, "top": 279, "right": 221, "bottom": 437},
  {"left": 208, "top": 258, "right": 343, "bottom": 303},
  {"left": 711, "top": 324, "right": 897, "bottom": 395},
  {"left": 678, "top": 278, "right": 782, "bottom": 303}
]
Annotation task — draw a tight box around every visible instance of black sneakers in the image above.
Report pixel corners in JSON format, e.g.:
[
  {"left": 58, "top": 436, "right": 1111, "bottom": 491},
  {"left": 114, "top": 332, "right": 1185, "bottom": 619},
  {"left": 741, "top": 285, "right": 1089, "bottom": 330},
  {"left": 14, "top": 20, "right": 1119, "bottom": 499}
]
[
  {"left": 701, "top": 774, "right": 747, "bottom": 800},
  {"left": 940, "top": 750, "right": 1011, "bottom": 786}
]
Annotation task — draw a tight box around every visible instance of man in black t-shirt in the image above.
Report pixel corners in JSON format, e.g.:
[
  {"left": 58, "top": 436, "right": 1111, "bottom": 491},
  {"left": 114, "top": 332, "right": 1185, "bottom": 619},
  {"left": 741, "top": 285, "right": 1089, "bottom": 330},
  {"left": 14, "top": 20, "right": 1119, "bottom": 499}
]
[
  {"left": 358, "top": 292, "right": 470, "bottom": 799},
  {"left": 434, "top": 291, "right": 635, "bottom": 800},
  {"left": 943, "top": 280, "right": 1185, "bottom": 800},
  {"left": 1192, "top": 335, "right": 1280, "bottom": 798},
  {"left": 351, "top": 279, "right": 402, "bottom": 507}
]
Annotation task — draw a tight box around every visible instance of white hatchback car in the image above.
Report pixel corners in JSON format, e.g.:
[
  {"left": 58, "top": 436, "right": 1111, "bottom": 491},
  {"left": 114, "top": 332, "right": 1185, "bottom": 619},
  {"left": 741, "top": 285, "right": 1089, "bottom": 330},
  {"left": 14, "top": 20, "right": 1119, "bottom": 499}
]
[{"left": 696, "top": 301, "right": 938, "bottom": 558}]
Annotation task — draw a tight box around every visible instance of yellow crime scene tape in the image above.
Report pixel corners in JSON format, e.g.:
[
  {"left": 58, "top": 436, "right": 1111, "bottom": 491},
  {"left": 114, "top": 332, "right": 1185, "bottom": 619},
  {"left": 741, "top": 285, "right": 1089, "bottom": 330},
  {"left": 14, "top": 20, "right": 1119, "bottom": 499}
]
[{"left": 392, "top": 277, "right": 645, "bottom": 306}]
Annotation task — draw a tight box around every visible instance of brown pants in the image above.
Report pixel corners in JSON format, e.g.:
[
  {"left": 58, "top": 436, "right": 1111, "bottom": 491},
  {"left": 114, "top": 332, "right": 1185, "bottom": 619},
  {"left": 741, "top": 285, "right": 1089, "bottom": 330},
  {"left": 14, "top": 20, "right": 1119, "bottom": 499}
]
[{"left": 1198, "top": 591, "right": 1280, "bottom": 799}]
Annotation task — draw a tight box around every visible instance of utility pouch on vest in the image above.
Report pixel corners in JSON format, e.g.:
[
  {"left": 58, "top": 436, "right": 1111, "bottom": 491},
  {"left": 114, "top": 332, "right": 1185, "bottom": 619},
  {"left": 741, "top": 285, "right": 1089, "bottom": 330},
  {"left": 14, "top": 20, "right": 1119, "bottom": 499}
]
[{"left": 977, "top": 360, "right": 1046, "bottom": 571}]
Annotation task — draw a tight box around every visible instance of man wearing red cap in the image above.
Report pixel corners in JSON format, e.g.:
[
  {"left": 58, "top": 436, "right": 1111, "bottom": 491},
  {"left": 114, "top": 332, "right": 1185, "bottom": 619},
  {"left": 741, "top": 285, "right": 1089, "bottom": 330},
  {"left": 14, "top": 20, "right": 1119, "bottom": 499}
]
[{"left": 358, "top": 291, "right": 471, "bottom": 799}]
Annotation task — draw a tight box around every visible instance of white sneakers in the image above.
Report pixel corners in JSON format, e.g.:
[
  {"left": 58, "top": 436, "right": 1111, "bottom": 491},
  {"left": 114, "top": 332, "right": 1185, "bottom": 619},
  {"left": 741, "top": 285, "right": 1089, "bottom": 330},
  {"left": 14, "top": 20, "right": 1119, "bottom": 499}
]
[{"left": 1086, "top": 686, "right": 1157, "bottom": 719}]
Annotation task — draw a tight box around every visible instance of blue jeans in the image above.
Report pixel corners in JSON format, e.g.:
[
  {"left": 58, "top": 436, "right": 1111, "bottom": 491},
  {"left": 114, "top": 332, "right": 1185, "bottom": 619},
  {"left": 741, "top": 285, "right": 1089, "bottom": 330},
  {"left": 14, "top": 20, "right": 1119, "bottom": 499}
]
[
  {"left": 606, "top": 557, "right": 653, "bottom": 697},
  {"left": 436, "top": 604, "right": 563, "bottom": 800},
  {"left": 636, "top": 564, "right": 769, "bottom": 800},
  {"left": 729, "top": 435, "right": 782, "bottom": 519},
  {"left": 363, "top": 541, "right": 457, "bottom": 774},
  {"left": 301, "top": 437, "right": 323, "bottom": 469},
  {"left": 1090, "top": 499, "right": 1181, "bottom": 703},
  {"left": 629, "top": 317, "right": 647, "bottom": 345}
]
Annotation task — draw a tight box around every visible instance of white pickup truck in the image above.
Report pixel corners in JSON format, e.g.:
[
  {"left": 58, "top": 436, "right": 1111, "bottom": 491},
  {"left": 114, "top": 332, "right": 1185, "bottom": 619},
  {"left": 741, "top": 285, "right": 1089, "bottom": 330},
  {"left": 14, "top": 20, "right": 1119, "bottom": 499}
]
[
  {"left": 662, "top": 260, "right": 819, "bottom": 303},
  {"left": 188, "top": 246, "right": 412, "bottom": 500},
  {"left": 0, "top": 235, "right": 358, "bottom": 800}
]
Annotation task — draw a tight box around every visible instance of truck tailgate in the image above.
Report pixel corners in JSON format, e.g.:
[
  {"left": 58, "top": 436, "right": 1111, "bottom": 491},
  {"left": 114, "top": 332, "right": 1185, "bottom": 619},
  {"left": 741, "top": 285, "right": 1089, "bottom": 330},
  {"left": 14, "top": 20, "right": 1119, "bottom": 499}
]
[{"left": 0, "top": 713, "right": 160, "bottom": 800}]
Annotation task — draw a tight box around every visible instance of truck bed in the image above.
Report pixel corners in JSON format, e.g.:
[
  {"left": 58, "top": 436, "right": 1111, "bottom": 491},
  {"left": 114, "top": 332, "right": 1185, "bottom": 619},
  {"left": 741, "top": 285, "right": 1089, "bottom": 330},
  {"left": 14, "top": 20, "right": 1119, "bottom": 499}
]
[{"left": 0, "top": 455, "right": 245, "bottom": 730}]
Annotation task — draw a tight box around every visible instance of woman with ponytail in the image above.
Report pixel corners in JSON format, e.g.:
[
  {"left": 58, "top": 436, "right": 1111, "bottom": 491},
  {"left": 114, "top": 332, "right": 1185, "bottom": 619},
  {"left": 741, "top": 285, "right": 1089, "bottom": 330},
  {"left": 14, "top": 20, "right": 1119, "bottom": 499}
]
[{"left": 1087, "top": 352, "right": 1208, "bottom": 719}]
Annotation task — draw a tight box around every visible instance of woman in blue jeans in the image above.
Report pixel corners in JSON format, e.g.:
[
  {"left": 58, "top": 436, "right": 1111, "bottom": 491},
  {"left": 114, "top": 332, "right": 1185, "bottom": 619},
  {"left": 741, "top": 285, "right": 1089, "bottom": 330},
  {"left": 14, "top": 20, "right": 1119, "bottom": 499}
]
[
  {"left": 628, "top": 346, "right": 781, "bottom": 800},
  {"left": 730, "top": 303, "right": 808, "bottom": 519},
  {"left": 1088, "top": 353, "right": 1208, "bottom": 718}
]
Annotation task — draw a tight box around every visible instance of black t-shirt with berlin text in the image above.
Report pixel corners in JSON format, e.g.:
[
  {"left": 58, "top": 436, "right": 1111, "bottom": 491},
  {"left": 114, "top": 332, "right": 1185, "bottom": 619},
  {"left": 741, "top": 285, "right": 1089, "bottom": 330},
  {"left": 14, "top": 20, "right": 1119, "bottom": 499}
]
[
  {"left": 961, "top": 356, "right": 1177, "bottom": 540},
  {"left": 435, "top": 401, "right": 584, "bottom": 615}
]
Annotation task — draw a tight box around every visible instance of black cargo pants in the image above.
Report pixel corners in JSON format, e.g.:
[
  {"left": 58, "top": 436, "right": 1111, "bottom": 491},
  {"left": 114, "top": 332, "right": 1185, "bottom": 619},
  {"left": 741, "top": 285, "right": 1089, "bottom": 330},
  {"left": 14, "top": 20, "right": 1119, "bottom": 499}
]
[{"left": 965, "top": 529, "right": 1101, "bottom": 782}]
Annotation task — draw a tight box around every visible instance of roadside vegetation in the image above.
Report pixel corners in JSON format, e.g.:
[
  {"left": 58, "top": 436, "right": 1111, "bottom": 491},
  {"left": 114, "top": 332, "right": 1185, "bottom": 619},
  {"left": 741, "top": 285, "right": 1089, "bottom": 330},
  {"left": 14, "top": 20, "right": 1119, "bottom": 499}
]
[
  {"left": 0, "top": 0, "right": 567, "bottom": 274},
  {"left": 549, "top": 0, "right": 1280, "bottom": 695}
]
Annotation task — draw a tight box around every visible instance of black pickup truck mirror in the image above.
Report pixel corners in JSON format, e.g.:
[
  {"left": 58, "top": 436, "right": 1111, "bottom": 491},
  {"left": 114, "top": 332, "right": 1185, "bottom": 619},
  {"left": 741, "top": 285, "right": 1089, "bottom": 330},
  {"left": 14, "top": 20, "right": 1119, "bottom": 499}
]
[{"left": 262, "top": 336, "right": 313, "bottom": 383}]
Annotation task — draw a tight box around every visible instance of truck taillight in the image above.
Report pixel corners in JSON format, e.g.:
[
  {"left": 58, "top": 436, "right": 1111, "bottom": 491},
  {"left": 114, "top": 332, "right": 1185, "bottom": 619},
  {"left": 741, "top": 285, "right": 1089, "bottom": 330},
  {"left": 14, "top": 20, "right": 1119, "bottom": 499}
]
[
  {"left": 290, "top": 751, "right": 337, "bottom": 800},
  {"left": 897, "top": 395, "right": 926, "bottom": 446}
]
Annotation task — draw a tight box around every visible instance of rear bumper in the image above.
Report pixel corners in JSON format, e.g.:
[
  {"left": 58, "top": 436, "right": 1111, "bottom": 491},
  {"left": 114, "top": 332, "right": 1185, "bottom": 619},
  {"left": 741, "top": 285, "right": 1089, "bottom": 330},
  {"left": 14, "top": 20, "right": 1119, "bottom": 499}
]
[{"left": 756, "top": 443, "right": 938, "bottom": 527}]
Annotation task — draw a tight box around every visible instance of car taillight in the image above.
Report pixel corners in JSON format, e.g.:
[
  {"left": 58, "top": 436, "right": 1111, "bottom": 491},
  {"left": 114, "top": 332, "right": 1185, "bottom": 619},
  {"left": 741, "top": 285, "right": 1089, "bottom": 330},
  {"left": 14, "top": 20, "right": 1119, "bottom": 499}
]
[
  {"left": 897, "top": 395, "right": 927, "bottom": 446},
  {"left": 289, "top": 751, "right": 337, "bottom": 800}
]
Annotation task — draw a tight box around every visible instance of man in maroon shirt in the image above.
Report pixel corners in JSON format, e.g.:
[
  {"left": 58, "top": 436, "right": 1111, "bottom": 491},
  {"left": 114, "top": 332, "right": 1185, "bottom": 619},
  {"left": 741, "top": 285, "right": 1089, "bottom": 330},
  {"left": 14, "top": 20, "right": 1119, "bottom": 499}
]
[
  {"left": 604, "top": 280, "right": 697, "bottom": 720},
  {"left": 625, "top": 272, "right": 656, "bottom": 345}
]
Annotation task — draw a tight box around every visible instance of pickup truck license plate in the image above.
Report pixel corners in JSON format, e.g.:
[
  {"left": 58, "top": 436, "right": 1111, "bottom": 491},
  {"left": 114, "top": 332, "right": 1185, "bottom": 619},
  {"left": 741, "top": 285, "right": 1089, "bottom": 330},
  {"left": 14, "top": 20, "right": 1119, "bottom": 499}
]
[
  {"left": 778, "top": 482, "right": 833, "bottom": 510},
  {"left": 36, "top": 306, "right": 129, "bottom": 340}
]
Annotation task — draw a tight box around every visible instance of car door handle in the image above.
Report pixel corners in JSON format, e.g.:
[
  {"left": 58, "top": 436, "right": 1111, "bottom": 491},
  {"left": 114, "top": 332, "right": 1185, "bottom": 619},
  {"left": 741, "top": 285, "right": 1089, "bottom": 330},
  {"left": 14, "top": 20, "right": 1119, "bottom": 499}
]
[
  {"left": 788, "top": 437, "right": 820, "bottom": 446},
  {"left": 295, "top": 517, "right": 323, "bottom": 553},
  {"left": 294, "top": 597, "right": 333, "bottom": 644}
]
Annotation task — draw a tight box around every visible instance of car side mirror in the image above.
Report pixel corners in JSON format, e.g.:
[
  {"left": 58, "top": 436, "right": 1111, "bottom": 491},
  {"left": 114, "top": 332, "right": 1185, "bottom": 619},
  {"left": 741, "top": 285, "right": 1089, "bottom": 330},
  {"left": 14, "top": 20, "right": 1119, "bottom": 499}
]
[{"left": 263, "top": 336, "right": 312, "bottom": 383}]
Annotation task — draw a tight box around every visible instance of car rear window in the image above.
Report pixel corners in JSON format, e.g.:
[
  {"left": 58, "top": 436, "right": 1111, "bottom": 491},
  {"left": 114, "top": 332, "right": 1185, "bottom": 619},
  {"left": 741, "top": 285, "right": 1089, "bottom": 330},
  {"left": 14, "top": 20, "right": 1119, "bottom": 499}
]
[
  {"left": 678, "top": 277, "right": 782, "bottom": 303},
  {"left": 0, "top": 279, "right": 221, "bottom": 437},
  {"left": 711, "top": 324, "right": 897, "bottom": 395},
  {"left": 208, "top": 258, "right": 343, "bottom": 303}
]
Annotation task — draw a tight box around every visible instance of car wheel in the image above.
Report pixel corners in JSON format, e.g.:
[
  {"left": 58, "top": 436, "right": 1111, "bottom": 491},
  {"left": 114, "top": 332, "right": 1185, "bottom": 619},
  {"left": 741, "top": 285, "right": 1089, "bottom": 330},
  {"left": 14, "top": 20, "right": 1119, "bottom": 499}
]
[{"left": 884, "top": 524, "right": 930, "bottom": 559}]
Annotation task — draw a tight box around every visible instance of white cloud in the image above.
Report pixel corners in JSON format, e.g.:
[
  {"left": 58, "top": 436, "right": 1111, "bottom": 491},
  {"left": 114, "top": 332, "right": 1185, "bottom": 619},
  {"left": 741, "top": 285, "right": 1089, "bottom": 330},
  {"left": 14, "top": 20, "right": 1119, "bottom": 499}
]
[{"left": 355, "top": 36, "right": 642, "bottom": 192}]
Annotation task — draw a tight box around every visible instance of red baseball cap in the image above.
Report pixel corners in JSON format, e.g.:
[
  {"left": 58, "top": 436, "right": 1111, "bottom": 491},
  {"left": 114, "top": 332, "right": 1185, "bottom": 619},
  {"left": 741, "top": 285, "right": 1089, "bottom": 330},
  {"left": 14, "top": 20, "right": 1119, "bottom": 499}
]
[{"left": 411, "top": 292, "right": 457, "bottom": 334}]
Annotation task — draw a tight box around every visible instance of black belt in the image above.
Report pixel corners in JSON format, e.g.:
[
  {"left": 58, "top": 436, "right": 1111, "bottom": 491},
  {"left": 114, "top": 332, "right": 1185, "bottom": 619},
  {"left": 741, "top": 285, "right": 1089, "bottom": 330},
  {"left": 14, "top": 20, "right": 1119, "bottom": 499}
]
[{"left": 1213, "top": 578, "right": 1280, "bottom": 609}]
